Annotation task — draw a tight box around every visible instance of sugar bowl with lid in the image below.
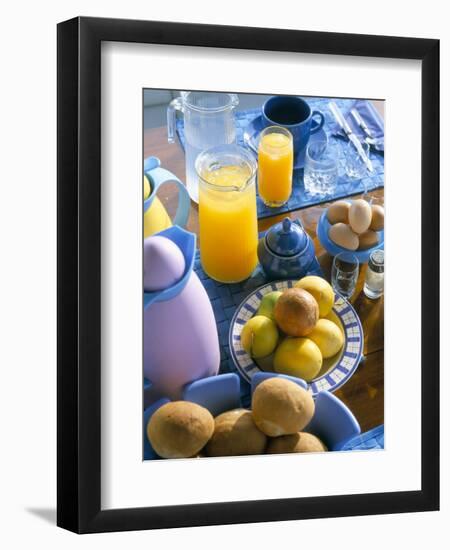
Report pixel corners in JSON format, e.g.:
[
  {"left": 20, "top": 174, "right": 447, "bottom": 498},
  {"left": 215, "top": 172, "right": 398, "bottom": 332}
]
[{"left": 257, "top": 217, "right": 319, "bottom": 280}]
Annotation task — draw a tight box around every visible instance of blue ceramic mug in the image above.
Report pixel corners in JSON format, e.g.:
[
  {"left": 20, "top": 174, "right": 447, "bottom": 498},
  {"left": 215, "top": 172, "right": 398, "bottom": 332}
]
[{"left": 262, "top": 96, "right": 325, "bottom": 159}]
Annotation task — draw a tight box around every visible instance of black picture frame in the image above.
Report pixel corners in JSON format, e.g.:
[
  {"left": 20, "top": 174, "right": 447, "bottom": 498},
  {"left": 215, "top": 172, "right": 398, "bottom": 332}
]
[{"left": 57, "top": 16, "right": 440, "bottom": 533}]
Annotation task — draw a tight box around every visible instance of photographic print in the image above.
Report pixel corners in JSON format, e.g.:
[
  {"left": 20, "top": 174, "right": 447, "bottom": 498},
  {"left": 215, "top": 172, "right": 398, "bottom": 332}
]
[
  {"left": 57, "top": 17, "right": 439, "bottom": 532},
  {"left": 143, "top": 90, "right": 385, "bottom": 460}
]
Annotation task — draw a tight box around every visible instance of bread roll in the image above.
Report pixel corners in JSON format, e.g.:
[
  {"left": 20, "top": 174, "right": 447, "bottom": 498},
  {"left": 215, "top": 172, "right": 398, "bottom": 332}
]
[
  {"left": 252, "top": 378, "right": 315, "bottom": 437},
  {"left": 267, "top": 432, "right": 327, "bottom": 454},
  {"left": 205, "top": 409, "right": 267, "bottom": 457},
  {"left": 147, "top": 401, "right": 214, "bottom": 458}
]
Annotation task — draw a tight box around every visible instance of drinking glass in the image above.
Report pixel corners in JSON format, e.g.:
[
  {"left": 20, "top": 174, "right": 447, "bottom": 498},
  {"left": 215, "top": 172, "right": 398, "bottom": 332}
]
[
  {"left": 303, "top": 139, "right": 339, "bottom": 197},
  {"left": 257, "top": 126, "right": 293, "bottom": 207},
  {"left": 331, "top": 253, "right": 359, "bottom": 299},
  {"left": 344, "top": 140, "right": 371, "bottom": 180}
]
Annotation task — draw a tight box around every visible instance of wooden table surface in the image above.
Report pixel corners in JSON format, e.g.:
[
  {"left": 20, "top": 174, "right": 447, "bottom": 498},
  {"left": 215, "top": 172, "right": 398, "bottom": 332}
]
[{"left": 144, "top": 126, "right": 384, "bottom": 434}]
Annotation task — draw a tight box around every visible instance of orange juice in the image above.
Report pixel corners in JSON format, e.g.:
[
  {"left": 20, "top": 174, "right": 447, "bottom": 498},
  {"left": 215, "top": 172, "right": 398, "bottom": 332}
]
[
  {"left": 258, "top": 127, "right": 293, "bottom": 207},
  {"left": 198, "top": 157, "right": 258, "bottom": 283}
]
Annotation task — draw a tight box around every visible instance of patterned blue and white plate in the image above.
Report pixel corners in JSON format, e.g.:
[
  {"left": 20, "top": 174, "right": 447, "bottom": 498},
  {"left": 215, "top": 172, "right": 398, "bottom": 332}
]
[{"left": 228, "top": 280, "right": 364, "bottom": 396}]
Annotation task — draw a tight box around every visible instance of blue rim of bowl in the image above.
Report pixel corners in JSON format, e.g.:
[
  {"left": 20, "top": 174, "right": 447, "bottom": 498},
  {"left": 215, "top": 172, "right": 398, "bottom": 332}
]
[
  {"left": 228, "top": 280, "right": 364, "bottom": 396},
  {"left": 316, "top": 205, "right": 384, "bottom": 263}
]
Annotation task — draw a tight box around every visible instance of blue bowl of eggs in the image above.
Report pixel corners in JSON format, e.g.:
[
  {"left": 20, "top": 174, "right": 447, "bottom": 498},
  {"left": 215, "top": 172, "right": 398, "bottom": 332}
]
[{"left": 317, "top": 199, "right": 384, "bottom": 263}]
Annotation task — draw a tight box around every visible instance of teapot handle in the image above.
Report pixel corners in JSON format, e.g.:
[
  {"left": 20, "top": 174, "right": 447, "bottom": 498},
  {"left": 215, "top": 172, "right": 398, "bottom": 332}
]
[{"left": 292, "top": 217, "right": 304, "bottom": 230}]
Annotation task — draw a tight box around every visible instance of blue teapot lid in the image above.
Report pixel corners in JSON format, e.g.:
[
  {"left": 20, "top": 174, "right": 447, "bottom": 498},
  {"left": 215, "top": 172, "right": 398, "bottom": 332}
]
[{"left": 265, "top": 217, "right": 308, "bottom": 257}]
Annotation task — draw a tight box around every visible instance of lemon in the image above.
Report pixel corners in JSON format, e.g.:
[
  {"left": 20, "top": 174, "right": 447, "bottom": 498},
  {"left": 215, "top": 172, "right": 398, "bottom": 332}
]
[
  {"left": 308, "top": 318, "right": 344, "bottom": 358},
  {"left": 273, "top": 337, "right": 322, "bottom": 382},
  {"left": 240, "top": 316, "right": 279, "bottom": 359},
  {"left": 295, "top": 276, "right": 335, "bottom": 317},
  {"left": 323, "top": 310, "right": 344, "bottom": 336}
]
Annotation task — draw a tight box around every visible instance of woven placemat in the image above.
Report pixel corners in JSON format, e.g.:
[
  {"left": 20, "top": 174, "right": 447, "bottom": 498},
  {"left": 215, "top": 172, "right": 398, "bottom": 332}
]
[{"left": 176, "top": 97, "right": 384, "bottom": 219}]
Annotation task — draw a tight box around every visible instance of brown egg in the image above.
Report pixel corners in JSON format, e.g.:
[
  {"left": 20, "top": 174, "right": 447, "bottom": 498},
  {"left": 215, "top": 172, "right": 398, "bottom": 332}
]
[
  {"left": 329, "top": 223, "right": 359, "bottom": 251},
  {"left": 370, "top": 204, "right": 385, "bottom": 231},
  {"left": 327, "top": 201, "right": 351, "bottom": 225},
  {"left": 358, "top": 230, "right": 379, "bottom": 250},
  {"left": 349, "top": 199, "right": 372, "bottom": 234}
]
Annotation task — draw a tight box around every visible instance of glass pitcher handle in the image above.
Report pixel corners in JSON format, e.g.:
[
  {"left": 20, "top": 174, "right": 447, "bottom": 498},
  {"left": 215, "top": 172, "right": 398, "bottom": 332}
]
[
  {"left": 229, "top": 93, "right": 239, "bottom": 109},
  {"left": 167, "top": 97, "right": 183, "bottom": 144}
]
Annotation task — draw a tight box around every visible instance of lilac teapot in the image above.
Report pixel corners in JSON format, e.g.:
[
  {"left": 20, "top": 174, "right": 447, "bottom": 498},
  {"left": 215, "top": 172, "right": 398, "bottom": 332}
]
[{"left": 143, "top": 226, "right": 220, "bottom": 400}]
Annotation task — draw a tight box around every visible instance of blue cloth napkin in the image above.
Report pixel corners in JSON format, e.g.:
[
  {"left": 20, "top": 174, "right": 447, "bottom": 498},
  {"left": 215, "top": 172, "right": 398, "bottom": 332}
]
[
  {"left": 340, "top": 425, "right": 384, "bottom": 451},
  {"left": 331, "top": 99, "right": 384, "bottom": 154}
]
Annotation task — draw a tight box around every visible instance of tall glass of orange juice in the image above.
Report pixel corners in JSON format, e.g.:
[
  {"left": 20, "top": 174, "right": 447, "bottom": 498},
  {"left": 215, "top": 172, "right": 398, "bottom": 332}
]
[
  {"left": 196, "top": 145, "right": 258, "bottom": 283},
  {"left": 258, "top": 126, "right": 293, "bottom": 207}
]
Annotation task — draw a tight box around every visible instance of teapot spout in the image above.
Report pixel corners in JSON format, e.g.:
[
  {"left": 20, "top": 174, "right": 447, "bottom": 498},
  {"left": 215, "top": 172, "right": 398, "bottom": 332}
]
[{"left": 143, "top": 226, "right": 196, "bottom": 310}]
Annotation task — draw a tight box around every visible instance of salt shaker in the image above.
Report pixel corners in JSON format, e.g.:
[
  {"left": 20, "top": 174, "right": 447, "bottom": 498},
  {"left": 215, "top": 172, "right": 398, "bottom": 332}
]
[{"left": 363, "top": 249, "right": 384, "bottom": 299}]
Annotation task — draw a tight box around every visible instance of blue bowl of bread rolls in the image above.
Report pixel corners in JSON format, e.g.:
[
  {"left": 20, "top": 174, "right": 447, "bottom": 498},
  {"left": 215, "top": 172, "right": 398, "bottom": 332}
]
[{"left": 143, "top": 372, "right": 360, "bottom": 460}]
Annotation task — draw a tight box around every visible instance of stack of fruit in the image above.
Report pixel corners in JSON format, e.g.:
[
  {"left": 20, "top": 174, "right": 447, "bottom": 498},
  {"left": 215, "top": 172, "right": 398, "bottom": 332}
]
[
  {"left": 240, "top": 276, "right": 344, "bottom": 382},
  {"left": 146, "top": 377, "right": 327, "bottom": 458}
]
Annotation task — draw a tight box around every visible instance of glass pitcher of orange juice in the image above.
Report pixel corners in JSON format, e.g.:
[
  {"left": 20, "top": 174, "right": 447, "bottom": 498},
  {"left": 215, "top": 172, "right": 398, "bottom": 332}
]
[
  {"left": 196, "top": 145, "right": 258, "bottom": 283},
  {"left": 258, "top": 126, "right": 293, "bottom": 207}
]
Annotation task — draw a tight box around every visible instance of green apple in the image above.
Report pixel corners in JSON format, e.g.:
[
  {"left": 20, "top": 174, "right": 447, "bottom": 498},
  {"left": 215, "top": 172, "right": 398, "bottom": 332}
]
[
  {"left": 240, "top": 315, "right": 279, "bottom": 359},
  {"left": 256, "top": 291, "right": 282, "bottom": 321}
]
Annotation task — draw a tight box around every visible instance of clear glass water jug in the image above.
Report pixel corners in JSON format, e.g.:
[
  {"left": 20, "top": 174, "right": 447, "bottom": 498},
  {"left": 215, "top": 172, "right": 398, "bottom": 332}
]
[{"left": 167, "top": 91, "right": 239, "bottom": 203}]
